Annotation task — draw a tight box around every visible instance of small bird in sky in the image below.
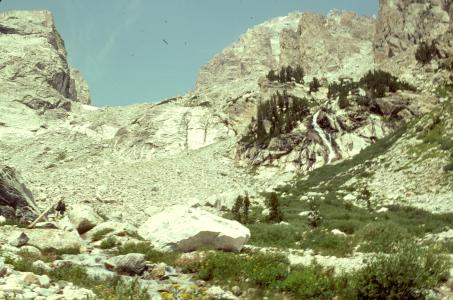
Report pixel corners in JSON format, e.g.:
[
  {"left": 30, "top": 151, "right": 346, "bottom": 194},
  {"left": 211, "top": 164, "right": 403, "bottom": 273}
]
[{"left": 162, "top": 39, "right": 169, "bottom": 45}]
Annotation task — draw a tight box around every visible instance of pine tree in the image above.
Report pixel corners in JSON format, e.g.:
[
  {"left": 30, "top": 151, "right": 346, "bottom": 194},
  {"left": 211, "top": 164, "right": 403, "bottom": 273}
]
[
  {"left": 268, "top": 192, "right": 283, "bottom": 223},
  {"left": 232, "top": 195, "right": 244, "bottom": 222},
  {"left": 309, "top": 77, "right": 321, "bottom": 93},
  {"left": 243, "top": 194, "right": 251, "bottom": 224}
]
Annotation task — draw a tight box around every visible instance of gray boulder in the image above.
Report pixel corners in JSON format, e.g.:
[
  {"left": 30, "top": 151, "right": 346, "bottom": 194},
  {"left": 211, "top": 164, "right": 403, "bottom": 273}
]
[
  {"left": 105, "top": 253, "right": 146, "bottom": 275},
  {"left": 68, "top": 204, "right": 103, "bottom": 234}
]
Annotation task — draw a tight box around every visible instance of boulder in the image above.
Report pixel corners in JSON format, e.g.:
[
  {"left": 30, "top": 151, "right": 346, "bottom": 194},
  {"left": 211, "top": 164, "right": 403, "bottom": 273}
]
[
  {"left": 138, "top": 205, "right": 250, "bottom": 252},
  {"left": 23, "top": 229, "right": 82, "bottom": 252},
  {"left": 83, "top": 221, "right": 137, "bottom": 241},
  {"left": 68, "top": 205, "right": 103, "bottom": 234},
  {"left": 105, "top": 253, "right": 146, "bottom": 275},
  {"left": 0, "top": 164, "right": 39, "bottom": 223},
  {"left": 8, "top": 232, "right": 29, "bottom": 248}
]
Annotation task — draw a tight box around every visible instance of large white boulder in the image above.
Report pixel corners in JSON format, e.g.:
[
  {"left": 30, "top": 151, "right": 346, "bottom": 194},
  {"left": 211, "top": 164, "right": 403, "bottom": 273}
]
[
  {"left": 138, "top": 206, "right": 250, "bottom": 252},
  {"left": 68, "top": 204, "right": 103, "bottom": 234}
]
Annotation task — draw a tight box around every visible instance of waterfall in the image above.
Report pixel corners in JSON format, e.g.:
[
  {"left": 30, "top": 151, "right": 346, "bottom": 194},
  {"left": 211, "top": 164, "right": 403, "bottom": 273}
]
[{"left": 312, "top": 111, "right": 336, "bottom": 164}]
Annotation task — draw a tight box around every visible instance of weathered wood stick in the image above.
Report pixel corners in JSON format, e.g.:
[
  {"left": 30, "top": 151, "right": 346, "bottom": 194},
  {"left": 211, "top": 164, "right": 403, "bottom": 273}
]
[{"left": 27, "top": 199, "right": 61, "bottom": 229}]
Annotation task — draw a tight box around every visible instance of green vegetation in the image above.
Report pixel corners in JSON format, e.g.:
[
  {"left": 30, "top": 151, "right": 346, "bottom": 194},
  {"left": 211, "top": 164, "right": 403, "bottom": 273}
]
[
  {"left": 415, "top": 41, "right": 439, "bottom": 65},
  {"left": 231, "top": 194, "right": 251, "bottom": 224},
  {"left": 92, "top": 228, "right": 114, "bottom": 242},
  {"left": 6, "top": 253, "right": 149, "bottom": 300},
  {"left": 328, "top": 70, "right": 416, "bottom": 103},
  {"left": 309, "top": 77, "right": 321, "bottom": 93},
  {"left": 245, "top": 121, "right": 453, "bottom": 257},
  {"left": 267, "top": 65, "right": 305, "bottom": 84},
  {"left": 186, "top": 244, "right": 450, "bottom": 299},
  {"left": 267, "top": 192, "right": 284, "bottom": 223},
  {"left": 358, "top": 69, "right": 416, "bottom": 98},
  {"left": 239, "top": 91, "right": 310, "bottom": 148},
  {"left": 327, "top": 79, "right": 356, "bottom": 102},
  {"left": 99, "top": 236, "right": 116, "bottom": 249},
  {"left": 349, "top": 243, "right": 450, "bottom": 300},
  {"left": 118, "top": 242, "right": 178, "bottom": 265}
]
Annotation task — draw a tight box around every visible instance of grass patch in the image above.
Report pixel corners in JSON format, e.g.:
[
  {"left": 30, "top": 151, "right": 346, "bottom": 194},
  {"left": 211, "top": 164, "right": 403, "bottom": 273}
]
[
  {"left": 92, "top": 228, "right": 114, "bottom": 242},
  {"left": 300, "top": 230, "right": 355, "bottom": 257},
  {"left": 99, "top": 236, "right": 116, "bottom": 249},
  {"left": 197, "top": 252, "right": 289, "bottom": 288},
  {"left": 117, "top": 242, "right": 178, "bottom": 265}
]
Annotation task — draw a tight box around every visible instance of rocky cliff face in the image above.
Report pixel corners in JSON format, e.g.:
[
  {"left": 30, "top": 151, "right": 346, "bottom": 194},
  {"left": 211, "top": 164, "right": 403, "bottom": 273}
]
[
  {"left": 0, "top": 10, "right": 91, "bottom": 112},
  {"left": 374, "top": 0, "right": 452, "bottom": 63},
  {"left": 374, "top": 0, "right": 453, "bottom": 85},
  {"left": 194, "top": 11, "right": 375, "bottom": 109}
]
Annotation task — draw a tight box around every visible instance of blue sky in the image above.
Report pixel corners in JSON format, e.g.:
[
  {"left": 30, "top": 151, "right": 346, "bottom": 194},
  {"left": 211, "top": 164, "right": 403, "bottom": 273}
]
[{"left": 1, "top": 1, "right": 378, "bottom": 106}]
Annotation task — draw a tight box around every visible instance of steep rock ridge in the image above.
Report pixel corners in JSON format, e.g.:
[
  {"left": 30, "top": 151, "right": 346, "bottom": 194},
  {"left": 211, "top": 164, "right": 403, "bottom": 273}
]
[
  {"left": 291, "top": 11, "right": 375, "bottom": 81},
  {"left": 0, "top": 10, "right": 91, "bottom": 111},
  {"left": 69, "top": 67, "right": 91, "bottom": 105},
  {"left": 193, "top": 11, "right": 375, "bottom": 112},
  {"left": 374, "top": 0, "right": 453, "bottom": 83}
]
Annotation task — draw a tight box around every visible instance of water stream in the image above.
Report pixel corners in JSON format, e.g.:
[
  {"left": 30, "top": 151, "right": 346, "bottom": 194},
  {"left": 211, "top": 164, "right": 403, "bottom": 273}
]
[{"left": 312, "top": 110, "right": 336, "bottom": 164}]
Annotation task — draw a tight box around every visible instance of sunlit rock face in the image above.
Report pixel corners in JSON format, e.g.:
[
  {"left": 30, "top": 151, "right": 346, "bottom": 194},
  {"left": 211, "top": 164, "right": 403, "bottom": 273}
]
[
  {"left": 0, "top": 10, "right": 91, "bottom": 111},
  {"left": 194, "top": 11, "right": 375, "bottom": 108},
  {"left": 374, "top": 0, "right": 453, "bottom": 81}
]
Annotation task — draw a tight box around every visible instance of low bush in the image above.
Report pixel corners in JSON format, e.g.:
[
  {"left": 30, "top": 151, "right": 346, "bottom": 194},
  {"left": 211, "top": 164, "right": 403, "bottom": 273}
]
[
  {"left": 99, "top": 236, "right": 116, "bottom": 249},
  {"left": 281, "top": 263, "right": 337, "bottom": 299},
  {"left": 350, "top": 243, "right": 450, "bottom": 299},
  {"left": 118, "top": 242, "right": 178, "bottom": 265},
  {"left": 198, "top": 252, "right": 289, "bottom": 288},
  {"left": 92, "top": 228, "right": 114, "bottom": 242},
  {"left": 415, "top": 41, "right": 438, "bottom": 65}
]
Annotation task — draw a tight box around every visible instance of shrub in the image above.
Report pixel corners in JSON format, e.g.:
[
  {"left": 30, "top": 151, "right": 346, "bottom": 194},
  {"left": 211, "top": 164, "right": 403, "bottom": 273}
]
[
  {"left": 198, "top": 252, "right": 244, "bottom": 281},
  {"left": 246, "top": 253, "right": 289, "bottom": 287},
  {"left": 415, "top": 41, "right": 438, "bottom": 65},
  {"left": 198, "top": 252, "right": 289, "bottom": 288},
  {"left": 282, "top": 263, "right": 337, "bottom": 299},
  {"left": 351, "top": 243, "right": 450, "bottom": 299},
  {"left": 92, "top": 228, "right": 114, "bottom": 242},
  {"left": 99, "top": 236, "right": 116, "bottom": 249},
  {"left": 309, "top": 77, "right": 321, "bottom": 93},
  {"left": 118, "top": 242, "right": 178, "bottom": 265}
]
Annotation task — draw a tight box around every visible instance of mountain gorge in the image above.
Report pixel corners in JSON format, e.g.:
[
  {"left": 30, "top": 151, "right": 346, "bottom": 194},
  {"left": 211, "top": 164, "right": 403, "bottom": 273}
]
[{"left": 1, "top": 0, "right": 453, "bottom": 299}]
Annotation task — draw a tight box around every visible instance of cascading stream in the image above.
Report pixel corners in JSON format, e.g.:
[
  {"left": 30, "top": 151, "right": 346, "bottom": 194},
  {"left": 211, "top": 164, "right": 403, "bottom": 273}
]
[{"left": 312, "top": 110, "right": 336, "bottom": 164}]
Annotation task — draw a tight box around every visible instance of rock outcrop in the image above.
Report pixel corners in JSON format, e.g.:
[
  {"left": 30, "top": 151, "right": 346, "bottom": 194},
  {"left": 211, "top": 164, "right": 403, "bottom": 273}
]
[
  {"left": 374, "top": 0, "right": 452, "bottom": 65},
  {"left": 194, "top": 11, "right": 375, "bottom": 110},
  {"left": 0, "top": 164, "right": 39, "bottom": 223},
  {"left": 138, "top": 206, "right": 251, "bottom": 252},
  {"left": 69, "top": 67, "right": 91, "bottom": 105},
  {"left": 68, "top": 204, "right": 103, "bottom": 234},
  {"left": 0, "top": 10, "right": 91, "bottom": 112}
]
